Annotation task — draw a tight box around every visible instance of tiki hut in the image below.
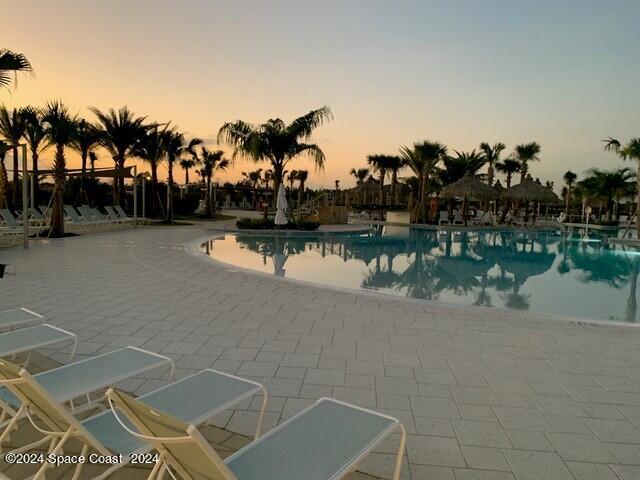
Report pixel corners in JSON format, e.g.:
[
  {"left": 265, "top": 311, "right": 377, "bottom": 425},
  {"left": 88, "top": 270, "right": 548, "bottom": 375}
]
[
  {"left": 441, "top": 174, "right": 498, "bottom": 200},
  {"left": 505, "top": 175, "right": 561, "bottom": 203}
]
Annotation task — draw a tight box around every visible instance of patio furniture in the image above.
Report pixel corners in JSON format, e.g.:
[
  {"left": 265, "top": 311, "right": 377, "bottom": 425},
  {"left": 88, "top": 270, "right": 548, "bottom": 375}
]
[
  {"left": 0, "top": 308, "right": 43, "bottom": 332},
  {"left": 105, "top": 205, "right": 135, "bottom": 225},
  {"left": 452, "top": 210, "right": 464, "bottom": 225},
  {"left": 107, "top": 393, "right": 406, "bottom": 480},
  {"left": 0, "top": 367, "right": 266, "bottom": 480},
  {"left": 0, "top": 346, "right": 174, "bottom": 440},
  {"left": 0, "top": 324, "right": 77, "bottom": 365},
  {"left": 114, "top": 205, "right": 138, "bottom": 225},
  {"left": 438, "top": 211, "right": 450, "bottom": 225}
]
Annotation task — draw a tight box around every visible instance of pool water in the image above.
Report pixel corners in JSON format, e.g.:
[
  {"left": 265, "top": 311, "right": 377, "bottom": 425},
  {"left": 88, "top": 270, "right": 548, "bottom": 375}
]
[{"left": 201, "top": 228, "right": 640, "bottom": 323}]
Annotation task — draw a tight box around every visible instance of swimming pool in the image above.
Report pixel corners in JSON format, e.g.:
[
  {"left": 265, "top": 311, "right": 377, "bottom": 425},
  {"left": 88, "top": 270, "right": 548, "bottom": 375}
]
[{"left": 200, "top": 228, "right": 640, "bottom": 323}]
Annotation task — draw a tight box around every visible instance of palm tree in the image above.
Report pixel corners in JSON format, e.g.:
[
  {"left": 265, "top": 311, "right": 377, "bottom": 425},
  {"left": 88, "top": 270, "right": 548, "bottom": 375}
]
[
  {"left": 0, "top": 105, "right": 27, "bottom": 206},
  {"left": 387, "top": 156, "right": 406, "bottom": 204},
  {"left": 218, "top": 106, "right": 332, "bottom": 198},
  {"left": 42, "top": 101, "right": 77, "bottom": 237},
  {"left": 180, "top": 158, "right": 196, "bottom": 185},
  {"left": 287, "top": 169, "right": 298, "bottom": 192},
  {"left": 21, "top": 106, "right": 48, "bottom": 203},
  {"left": 241, "top": 168, "right": 262, "bottom": 208},
  {"left": 513, "top": 142, "right": 541, "bottom": 182},
  {"left": 578, "top": 168, "right": 635, "bottom": 221},
  {"left": 350, "top": 167, "right": 369, "bottom": 203},
  {"left": 604, "top": 137, "right": 640, "bottom": 232},
  {"left": 563, "top": 170, "right": 577, "bottom": 214},
  {"left": 0, "top": 140, "right": 9, "bottom": 208},
  {"left": 367, "top": 154, "right": 399, "bottom": 205},
  {"left": 89, "top": 151, "right": 98, "bottom": 177},
  {"left": 479, "top": 142, "right": 505, "bottom": 186},
  {"left": 90, "top": 106, "right": 148, "bottom": 205},
  {"left": 399, "top": 141, "right": 447, "bottom": 223},
  {"left": 161, "top": 131, "right": 201, "bottom": 222},
  {"left": 296, "top": 169, "right": 308, "bottom": 205},
  {"left": 495, "top": 158, "right": 521, "bottom": 189},
  {"left": 0, "top": 49, "right": 32, "bottom": 90},
  {"left": 199, "top": 148, "right": 229, "bottom": 217},
  {"left": 440, "top": 149, "right": 486, "bottom": 185},
  {"left": 71, "top": 119, "right": 101, "bottom": 202},
  {"left": 132, "top": 126, "right": 168, "bottom": 218}
]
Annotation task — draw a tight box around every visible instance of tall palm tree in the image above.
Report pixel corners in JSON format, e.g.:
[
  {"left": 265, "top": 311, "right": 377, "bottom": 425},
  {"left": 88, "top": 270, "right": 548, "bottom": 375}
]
[
  {"left": 132, "top": 125, "right": 168, "bottom": 218},
  {"left": 440, "top": 149, "right": 486, "bottom": 185},
  {"left": 399, "top": 141, "right": 447, "bottom": 223},
  {"left": 479, "top": 142, "right": 505, "bottom": 186},
  {"left": 199, "top": 147, "right": 229, "bottom": 218},
  {"left": 0, "top": 49, "right": 32, "bottom": 90},
  {"left": 604, "top": 137, "right": 640, "bottom": 232},
  {"left": 366, "top": 154, "right": 399, "bottom": 205},
  {"left": 578, "top": 168, "right": 635, "bottom": 221},
  {"left": 387, "top": 156, "right": 406, "bottom": 204},
  {"left": 296, "top": 169, "right": 309, "bottom": 205},
  {"left": 495, "top": 158, "right": 521, "bottom": 189},
  {"left": 513, "top": 142, "right": 541, "bottom": 182},
  {"left": 287, "top": 169, "right": 298, "bottom": 192},
  {"left": 90, "top": 106, "right": 148, "bottom": 205},
  {"left": 0, "top": 140, "right": 9, "bottom": 208},
  {"left": 71, "top": 119, "right": 101, "bottom": 202},
  {"left": 161, "top": 130, "right": 201, "bottom": 222},
  {"left": 21, "top": 106, "right": 48, "bottom": 203},
  {"left": 42, "top": 101, "right": 77, "bottom": 237},
  {"left": 180, "top": 158, "right": 196, "bottom": 185},
  {"left": 350, "top": 167, "right": 369, "bottom": 203},
  {"left": 563, "top": 170, "right": 577, "bottom": 214},
  {"left": 241, "top": 168, "right": 262, "bottom": 208},
  {"left": 218, "top": 106, "right": 332, "bottom": 198},
  {"left": 0, "top": 105, "right": 27, "bottom": 206}
]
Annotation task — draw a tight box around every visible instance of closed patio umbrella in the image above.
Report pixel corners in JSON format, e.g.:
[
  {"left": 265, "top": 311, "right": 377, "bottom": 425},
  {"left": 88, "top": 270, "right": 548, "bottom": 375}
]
[{"left": 275, "top": 184, "right": 288, "bottom": 226}]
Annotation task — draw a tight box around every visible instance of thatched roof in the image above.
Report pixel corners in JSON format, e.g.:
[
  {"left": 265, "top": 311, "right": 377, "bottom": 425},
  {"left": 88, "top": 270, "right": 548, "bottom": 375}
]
[
  {"left": 505, "top": 176, "right": 561, "bottom": 203},
  {"left": 440, "top": 174, "right": 498, "bottom": 200}
]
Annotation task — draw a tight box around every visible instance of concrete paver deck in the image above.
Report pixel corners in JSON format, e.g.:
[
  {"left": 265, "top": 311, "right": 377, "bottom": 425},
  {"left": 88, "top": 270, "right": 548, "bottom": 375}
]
[{"left": 1, "top": 222, "right": 639, "bottom": 479}]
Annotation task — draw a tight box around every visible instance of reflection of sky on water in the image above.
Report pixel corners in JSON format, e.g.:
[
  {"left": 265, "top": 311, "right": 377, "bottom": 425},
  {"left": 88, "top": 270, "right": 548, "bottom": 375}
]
[{"left": 201, "top": 229, "right": 640, "bottom": 323}]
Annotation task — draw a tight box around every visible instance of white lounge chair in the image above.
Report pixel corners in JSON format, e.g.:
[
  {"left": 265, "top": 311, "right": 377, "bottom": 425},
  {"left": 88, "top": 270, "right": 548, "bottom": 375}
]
[
  {"left": 452, "top": 210, "right": 464, "bottom": 225},
  {"left": 438, "top": 211, "right": 450, "bottom": 225},
  {"left": 0, "top": 308, "right": 43, "bottom": 332},
  {"left": 107, "top": 392, "right": 406, "bottom": 480},
  {"left": 0, "top": 346, "right": 173, "bottom": 442},
  {"left": 0, "top": 365, "right": 266, "bottom": 480},
  {"left": 105, "top": 205, "right": 135, "bottom": 226},
  {"left": 114, "top": 205, "right": 139, "bottom": 225},
  {"left": 0, "top": 324, "right": 77, "bottom": 366}
]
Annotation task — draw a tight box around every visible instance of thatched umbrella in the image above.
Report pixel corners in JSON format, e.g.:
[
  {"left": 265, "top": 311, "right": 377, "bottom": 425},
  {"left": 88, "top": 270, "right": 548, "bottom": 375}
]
[
  {"left": 441, "top": 174, "right": 498, "bottom": 200},
  {"left": 441, "top": 174, "right": 498, "bottom": 221},
  {"left": 505, "top": 175, "right": 560, "bottom": 203}
]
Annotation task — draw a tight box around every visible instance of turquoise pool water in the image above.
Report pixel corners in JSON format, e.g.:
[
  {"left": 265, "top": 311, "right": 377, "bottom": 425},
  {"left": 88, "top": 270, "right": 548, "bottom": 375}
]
[{"left": 201, "top": 228, "right": 640, "bottom": 323}]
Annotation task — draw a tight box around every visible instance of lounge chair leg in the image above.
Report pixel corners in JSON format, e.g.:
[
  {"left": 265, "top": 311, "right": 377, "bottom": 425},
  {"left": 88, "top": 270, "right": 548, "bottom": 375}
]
[
  {"left": 71, "top": 444, "right": 88, "bottom": 480},
  {"left": 0, "top": 404, "right": 25, "bottom": 449},
  {"left": 34, "top": 428, "right": 74, "bottom": 480},
  {"left": 147, "top": 453, "right": 165, "bottom": 480},
  {"left": 70, "top": 336, "right": 78, "bottom": 361},
  {"left": 392, "top": 423, "right": 406, "bottom": 480},
  {"left": 255, "top": 387, "right": 269, "bottom": 438}
]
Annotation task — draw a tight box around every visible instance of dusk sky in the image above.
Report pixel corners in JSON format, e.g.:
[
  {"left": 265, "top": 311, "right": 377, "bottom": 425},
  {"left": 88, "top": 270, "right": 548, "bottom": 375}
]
[{"left": 3, "top": 0, "right": 639, "bottom": 189}]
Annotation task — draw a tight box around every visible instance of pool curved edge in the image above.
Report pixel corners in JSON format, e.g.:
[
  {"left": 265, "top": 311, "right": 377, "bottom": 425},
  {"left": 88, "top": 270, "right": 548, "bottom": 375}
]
[{"left": 184, "top": 234, "right": 640, "bottom": 330}]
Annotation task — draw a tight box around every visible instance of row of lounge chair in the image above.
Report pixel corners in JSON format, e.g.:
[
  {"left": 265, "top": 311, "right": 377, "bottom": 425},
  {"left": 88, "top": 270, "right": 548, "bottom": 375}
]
[
  {"left": 438, "top": 210, "right": 493, "bottom": 226},
  {"left": 0, "top": 205, "right": 139, "bottom": 240},
  {"left": 0, "top": 307, "right": 406, "bottom": 480}
]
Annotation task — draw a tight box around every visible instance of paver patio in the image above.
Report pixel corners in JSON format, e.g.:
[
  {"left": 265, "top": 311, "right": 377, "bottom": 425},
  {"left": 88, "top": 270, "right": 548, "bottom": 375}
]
[{"left": 1, "top": 221, "right": 640, "bottom": 479}]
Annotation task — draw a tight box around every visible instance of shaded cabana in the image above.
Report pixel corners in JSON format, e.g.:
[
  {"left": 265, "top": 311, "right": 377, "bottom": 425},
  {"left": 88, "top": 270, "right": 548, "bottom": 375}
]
[
  {"left": 440, "top": 174, "right": 497, "bottom": 222},
  {"left": 503, "top": 175, "right": 561, "bottom": 222}
]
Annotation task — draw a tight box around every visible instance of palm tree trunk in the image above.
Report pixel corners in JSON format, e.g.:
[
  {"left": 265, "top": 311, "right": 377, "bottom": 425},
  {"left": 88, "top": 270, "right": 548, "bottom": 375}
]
[
  {"left": 80, "top": 149, "right": 88, "bottom": 200},
  {"left": 487, "top": 162, "right": 494, "bottom": 187},
  {"left": 50, "top": 145, "right": 66, "bottom": 237},
  {"left": 112, "top": 156, "right": 119, "bottom": 204},
  {"left": 11, "top": 146, "right": 19, "bottom": 207},
  {"left": 379, "top": 169, "right": 386, "bottom": 205},
  {"left": 0, "top": 156, "right": 8, "bottom": 209},
  {"left": 520, "top": 161, "right": 527, "bottom": 183},
  {"left": 31, "top": 149, "right": 39, "bottom": 204},
  {"left": 565, "top": 187, "right": 570, "bottom": 213},
  {"left": 391, "top": 169, "right": 397, "bottom": 204},
  {"left": 185, "top": 168, "right": 189, "bottom": 186},
  {"left": 298, "top": 180, "right": 305, "bottom": 206},
  {"left": 118, "top": 156, "right": 126, "bottom": 207},
  {"left": 205, "top": 176, "right": 212, "bottom": 218},
  {"left": 150, "top": 163, "right": 158, "bottom": 218},
  {"left": 167, "top": 158, "right": 174, "bottom": 223}
]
